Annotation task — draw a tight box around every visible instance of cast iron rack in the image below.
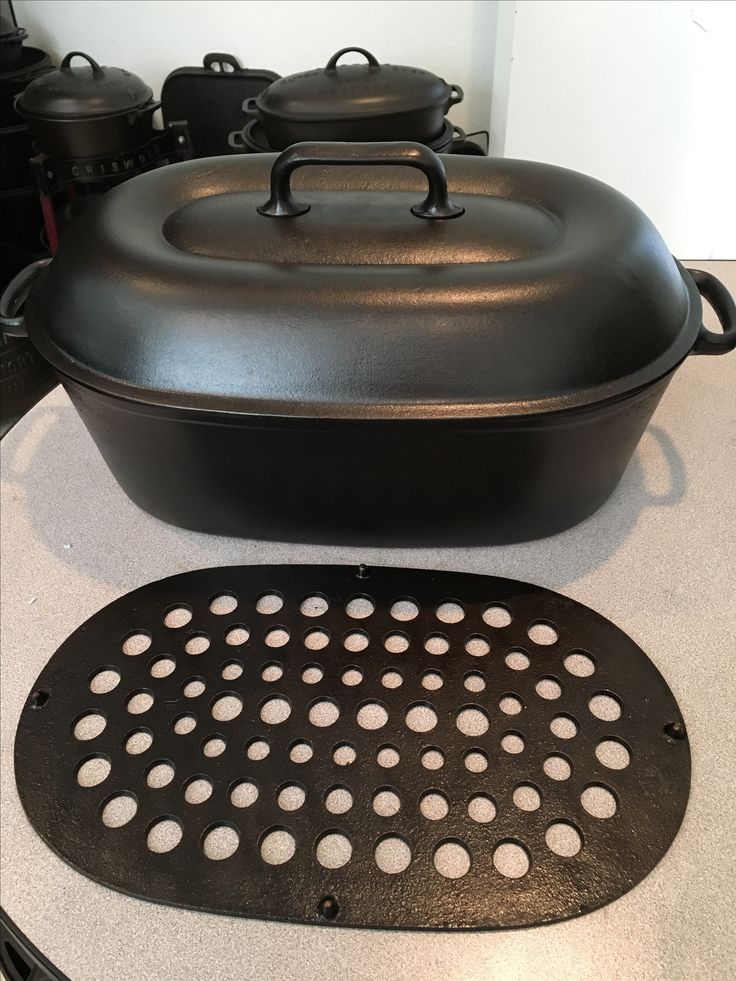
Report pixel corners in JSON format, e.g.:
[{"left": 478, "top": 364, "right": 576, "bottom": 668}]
[
  {"left": 15, "top": 564, "right": 690, "bottom": 930},
  {"left": 29, "top": 120, "right": 191, "bottom": 252}
]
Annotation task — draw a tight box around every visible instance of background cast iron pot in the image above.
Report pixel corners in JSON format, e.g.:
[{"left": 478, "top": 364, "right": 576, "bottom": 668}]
[
  {"left": 229, "top": 116, "right": 462, "bottom": 154},
  {"left": 0, "top": 14, "right": 27, "bottom": 73},
  {"left": 16, "top": 51, "right": 158, "bottom": 159},
  {"left": 2, "top": 143, "right": 734, "bottom": 546},
  {"left": 0, "top": 45, "right": 53, "bottom": 127},
  {"left": 243, "top": 47, "right": 463, "bottom": 150}
]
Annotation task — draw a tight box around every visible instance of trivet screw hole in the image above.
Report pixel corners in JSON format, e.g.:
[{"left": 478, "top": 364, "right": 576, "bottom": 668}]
[
  {"left": 663, "top": 721, "right": 687, "bottom": 741},
  {"left": 318, "top": 896, "right": 340, "bottom": 920},
  {"left": 30, "top": 690, "right": 49, "bottom": 709}
]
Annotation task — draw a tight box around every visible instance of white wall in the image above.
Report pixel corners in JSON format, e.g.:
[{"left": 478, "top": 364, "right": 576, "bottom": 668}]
[
  {"left": 495, "top": 0, "right": 736, "bottom": 258},
  {"left": 12, "top": 0, "right": 497, "bottom": 135},
  {"left": 13, "top": 0, "right": 735, "bottom": 257}
]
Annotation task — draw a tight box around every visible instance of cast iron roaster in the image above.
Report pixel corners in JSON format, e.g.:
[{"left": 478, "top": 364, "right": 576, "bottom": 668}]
[
  {"left": 242, "top": 47, "right": 464, "bottom": 149},
  {"left": 1, "top": 142, "right": 734, "bottom": 545},
  {"left": 16, "top": 50, "right": 158, "bottom": 158}
]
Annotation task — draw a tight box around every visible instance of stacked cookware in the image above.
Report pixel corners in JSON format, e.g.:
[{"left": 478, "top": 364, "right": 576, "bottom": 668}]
[
  {"left": 0, "top": 14, "right": 52, "bottom": 257},
  {"left": 15, "top": 50, "right": 191, "bottom": 253},
  {"left": 229, "top": 47, "right": 486, "bottom": 156},
  {"left": 161, "top": 51, "right": 279, "bottom": 157},
  {"left": 0, "top": 13, "right": 55, "bottom": 423},
  {"left": 2, "top": 42, "right": 192, "bottom": 423},
  {"left": 0, "top": 14, "right": 52, "bottom": 234}
]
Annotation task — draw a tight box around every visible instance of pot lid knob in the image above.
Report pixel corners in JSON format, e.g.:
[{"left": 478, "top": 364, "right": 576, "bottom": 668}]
[
  {"left": 324, "top": 47, "right": 380, "bottom": 71},
  {"left": 60, "top": 50, "right": 104, "bottom": 75}
]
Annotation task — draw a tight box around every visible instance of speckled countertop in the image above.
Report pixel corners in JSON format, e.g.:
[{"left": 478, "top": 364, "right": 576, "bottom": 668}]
[{"left": 1, "top": 261, "right": 734, "bottom": 981}]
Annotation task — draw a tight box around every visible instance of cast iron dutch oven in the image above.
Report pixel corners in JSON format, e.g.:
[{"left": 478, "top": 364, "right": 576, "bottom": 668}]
[
  {"left": 2, "top": 142, "right": 734, "bottom": 545},
  {"left": 0, "top": 15, "right": 27, "bottom": 72},
  {"left": 243, "top": 47, "right": 463, "bottom": 149},
  {"left": 15, "top": 51, "right": 157, "bottom": 158},
  {"left": 0, "top": 45, "right": 53, "bottom": 127}
]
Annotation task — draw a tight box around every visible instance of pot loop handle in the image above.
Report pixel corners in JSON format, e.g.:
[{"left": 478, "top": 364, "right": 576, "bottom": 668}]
[
  {"left": 204, "top": 52, "right": 243, "bottom": 73},
  {"left": 688, "top": 268, "right": 736, "bottom": 355},
  {"left": 0, "top": 258, "right": 52, "bottom": 338},
  {"left": 257, "top": 141, "right": 464, "bottom": 221},
  {"left": 325, "top": 47, "right": 380, "bottom": 70},
  {"left": 61, "top": 51, "right": 104, "bottom": 75}
]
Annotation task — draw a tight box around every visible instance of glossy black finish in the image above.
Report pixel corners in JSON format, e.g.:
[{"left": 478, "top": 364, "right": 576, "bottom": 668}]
[
  {"left": 257, "top": 143, "right": 464, "bottom": 220},
  {"left": 17, "top": 51, "right": 157, "bottom": 158},
  {"left": 18, "top": 150, "right": 735, "bottom": 543},
  {"left": 246, "top": 47, "right": 463, "bottom": 150},
  {"left": 161, "top": 52, "right": 278, "bottom": 158},
  {"left": 15, "top": 564, "right": 690, "bottom": 930},
  {"left": 24, "top": 153, "right": 719, "bottom": 414}
]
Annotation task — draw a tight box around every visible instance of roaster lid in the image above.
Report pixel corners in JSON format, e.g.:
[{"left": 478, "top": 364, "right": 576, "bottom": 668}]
[
  {"left": 253, "top": 47, "right": 460, "bottom": 123},
  {"left": 26, "top": 142, "right": 702, "bottom": 420},
  {"left": 17, "top": 50, "right": 153, "bottom": 119}
]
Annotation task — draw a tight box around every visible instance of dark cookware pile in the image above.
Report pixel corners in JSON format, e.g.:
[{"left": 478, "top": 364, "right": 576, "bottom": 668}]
[
  {"left": 16, "top": 49, "right": 191, "bottom": 246},
  {"left": 0, "top": 27, "right": 732, "bottom": 546},
  {"left": 0, "top": 22, "right": 734, "bottom": 957},
  {"left": 1, "top": 32, "right": 486, "bottom": 425},
  {"left": 16, "top": 50, "right": 159, "bottom": 159},
  {"left": 161, "top": 51, "right": 279, "bottom": 158},
  {"left": 0, "top": 23, "right": 193, "bottom": 425},
  {"left": 0, "top": 13, "right": 55, "bottom": 421},
  {"left": 230, "top": 46, "right": 485, "bottom": 155}
]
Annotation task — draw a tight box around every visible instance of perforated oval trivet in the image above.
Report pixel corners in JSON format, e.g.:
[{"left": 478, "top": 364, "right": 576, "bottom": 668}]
[{"left": 15, "top": 565, "right": 690, "bottom": 930}]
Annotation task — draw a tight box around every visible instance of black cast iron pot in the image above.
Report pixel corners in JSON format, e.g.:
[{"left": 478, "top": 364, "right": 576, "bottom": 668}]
[
  {"left": 0, "top": 15, "right": 27, "bottom": 72},
  {"left": 16, "top": 51, "right": 158, "bottom": 159},
  {"left": 230, "top": 116, "right": 462, "bottom": 154},
  {"left": 0, "top": 46, "right": 53, "bottom": 127},
  {"left": 1, "top": 143, "right": 734, "bottom": 545},
  {"left": 243, "top": 47, "right": 463, "bottom": 150}
]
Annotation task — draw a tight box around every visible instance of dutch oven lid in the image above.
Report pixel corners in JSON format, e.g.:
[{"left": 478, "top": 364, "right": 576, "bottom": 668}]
[
  {"left": 253, "top": 47, "right": 460, "bottom": 121},
  {"left": 26, "top": 142, "right": 702, "bottom": 421},
  {"left": 17, "top": 50, "right": 153, "bottom": 119}
]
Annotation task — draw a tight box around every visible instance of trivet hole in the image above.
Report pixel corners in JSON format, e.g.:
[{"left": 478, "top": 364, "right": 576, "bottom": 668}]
[
  {"left": 493, "top": 841, "right": 530, "bottom": 879},
  {"left": 210, "top": 593, "right": 238, "bottom": 616}
]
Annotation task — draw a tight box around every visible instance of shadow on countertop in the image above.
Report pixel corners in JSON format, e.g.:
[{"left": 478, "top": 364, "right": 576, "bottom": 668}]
[{"left": 1, "top": 394, "right": 687, "bottom": 594}]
